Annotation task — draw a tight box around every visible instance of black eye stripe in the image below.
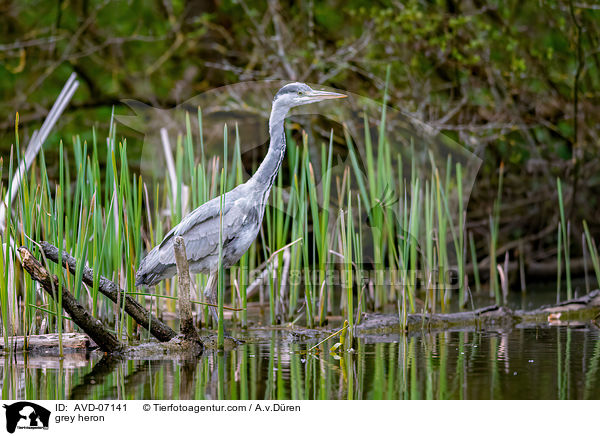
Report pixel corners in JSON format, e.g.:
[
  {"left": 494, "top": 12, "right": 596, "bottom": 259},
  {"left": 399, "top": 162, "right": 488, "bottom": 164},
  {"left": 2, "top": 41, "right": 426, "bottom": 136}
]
[{"left": 274, "top": 83, "right": 311, "bottom": 100}]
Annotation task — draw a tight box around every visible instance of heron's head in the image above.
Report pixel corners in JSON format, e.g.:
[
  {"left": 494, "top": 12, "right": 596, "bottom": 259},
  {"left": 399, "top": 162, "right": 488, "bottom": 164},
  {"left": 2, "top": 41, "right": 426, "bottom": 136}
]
[{"left": 273, "top": 82, "right": 346, "bottom": 111}]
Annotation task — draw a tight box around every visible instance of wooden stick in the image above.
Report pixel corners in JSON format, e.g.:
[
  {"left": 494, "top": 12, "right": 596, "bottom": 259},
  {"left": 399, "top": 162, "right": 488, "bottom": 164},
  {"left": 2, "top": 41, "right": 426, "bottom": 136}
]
[
  {"left": 39, "top": 241, "right": 177, "bottom": 342},
  {"left": 18, "top": 247, "right": 123, "bottom": 353},
  {"left": 173, "top": 237, "right": 201, "bottom": 343}
]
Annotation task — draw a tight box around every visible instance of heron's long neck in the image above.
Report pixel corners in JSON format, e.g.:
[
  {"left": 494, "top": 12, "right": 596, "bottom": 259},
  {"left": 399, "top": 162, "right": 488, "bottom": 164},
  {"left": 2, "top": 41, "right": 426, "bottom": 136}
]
[{"left": 252, "top": 103, "right": 288, "bottom": 193}]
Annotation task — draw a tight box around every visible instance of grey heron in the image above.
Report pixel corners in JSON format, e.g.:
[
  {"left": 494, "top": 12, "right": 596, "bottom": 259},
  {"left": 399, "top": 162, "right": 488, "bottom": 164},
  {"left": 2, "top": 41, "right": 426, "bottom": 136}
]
[{"left": 135, "top": 82, "right": 346, "bottom": 325}]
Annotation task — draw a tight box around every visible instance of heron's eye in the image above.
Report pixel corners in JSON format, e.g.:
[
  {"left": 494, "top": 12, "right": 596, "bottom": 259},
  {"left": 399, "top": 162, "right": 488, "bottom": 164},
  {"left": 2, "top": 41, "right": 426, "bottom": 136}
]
[{"left": 298, "top": 91, "right": 303, "bottom": 96}]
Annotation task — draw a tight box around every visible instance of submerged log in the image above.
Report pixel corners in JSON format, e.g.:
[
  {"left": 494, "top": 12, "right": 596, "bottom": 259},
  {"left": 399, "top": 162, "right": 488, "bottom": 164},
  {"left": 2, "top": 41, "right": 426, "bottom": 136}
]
[
  {"left": 18, "top": 247, "right": 124, "bottom": 353},
  {"left": 39, "top": 241, "right": 177, "bottom": 342},
  {"left": 356, "top": 290, "right": 600, "bottom": 335},
  {"left": 0, "top": 333, "right": 91, "bottom": 353}
]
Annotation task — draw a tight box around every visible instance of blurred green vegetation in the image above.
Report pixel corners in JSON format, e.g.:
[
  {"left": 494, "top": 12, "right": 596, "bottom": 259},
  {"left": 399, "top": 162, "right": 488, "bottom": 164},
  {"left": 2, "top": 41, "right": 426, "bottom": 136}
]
[{"left": 1, "top": 0, "right": 599, "bottom": 268}]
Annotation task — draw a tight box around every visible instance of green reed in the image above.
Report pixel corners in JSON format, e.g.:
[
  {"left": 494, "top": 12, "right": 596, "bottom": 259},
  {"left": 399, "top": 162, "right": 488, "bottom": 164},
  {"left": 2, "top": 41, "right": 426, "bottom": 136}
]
[
  {"left": 557, "top": 222, "right": 563, "bottom": 303},
  {"left": 2, "top": 110, "right": 461, "bottom": 343},
  {"left": 304, "top": 135, "right": 330, "bottom": 325},
  {"left": 1, "top": 153, "right": 10, "bottom": 344},
  {"left": 468, "top": 232, "right": 481, "bottom": 294},
  {"left": 488, "top": 163, "right": 504, "bottom": 304},
  {"left": 557, "top": 178, "right": 572, "bottom": 300},
  {"left": 4, "top": 91, "right": 585, "bottom": 342},
  {"left": 339, "top": 187, "right": 354, "bottom": 340},
  {"left": 582, "top": 221, "right": 600, "bottom": 290}
]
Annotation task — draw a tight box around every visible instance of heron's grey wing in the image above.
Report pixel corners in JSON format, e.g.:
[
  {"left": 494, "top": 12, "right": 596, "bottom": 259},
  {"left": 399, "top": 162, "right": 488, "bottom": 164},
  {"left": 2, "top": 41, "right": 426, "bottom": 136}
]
[
  {"left": 182, "top": 201, "right": 247, "bottom": 263},
  {"left": 155, "top": 195, "right": 227, "bottom": 262},
  {"left": 157, "top": 187, "right": 255, "bottom": 265}
]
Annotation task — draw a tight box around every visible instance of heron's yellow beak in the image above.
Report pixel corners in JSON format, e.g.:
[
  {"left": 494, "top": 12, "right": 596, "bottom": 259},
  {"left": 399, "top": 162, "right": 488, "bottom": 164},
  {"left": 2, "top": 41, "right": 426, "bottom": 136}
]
[{"left": 307, "top": 90, "right": 347, "bottom": 100}]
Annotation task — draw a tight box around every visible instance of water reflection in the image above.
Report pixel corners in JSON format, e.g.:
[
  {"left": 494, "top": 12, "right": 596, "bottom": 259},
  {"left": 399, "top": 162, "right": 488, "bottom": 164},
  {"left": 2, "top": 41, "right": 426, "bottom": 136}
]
[{"left": 1, "top": 326, "right": 599, "bottom": 400}]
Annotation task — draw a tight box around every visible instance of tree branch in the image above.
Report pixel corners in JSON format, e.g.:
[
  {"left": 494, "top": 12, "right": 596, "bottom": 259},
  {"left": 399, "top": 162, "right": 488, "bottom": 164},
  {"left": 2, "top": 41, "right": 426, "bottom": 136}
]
[
  {"left": 18, "top": 246, "right": 123, "bottom": 353},
  {"left": 39, "top": 241, "right": 177, "bottom": 342}
]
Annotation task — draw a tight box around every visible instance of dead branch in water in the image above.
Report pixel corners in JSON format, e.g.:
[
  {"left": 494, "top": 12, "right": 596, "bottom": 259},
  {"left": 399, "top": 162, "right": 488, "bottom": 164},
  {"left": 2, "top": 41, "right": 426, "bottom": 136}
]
[
  {"left": 0, "top": 333, "right": 90, "bottom": 353},
  {"left": 17, "top": 246, "right": 123, "bottom": 353},
  {"left": 357, "top": 290, "right": 600, "bottom": 336},
  {"left": 39, "top": 241, "right": 177, "bottom": 342}
]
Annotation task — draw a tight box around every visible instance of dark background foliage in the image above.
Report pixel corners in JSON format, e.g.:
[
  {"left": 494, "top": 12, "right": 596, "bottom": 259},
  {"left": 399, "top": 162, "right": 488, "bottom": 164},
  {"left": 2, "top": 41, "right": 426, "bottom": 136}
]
[{"left": 1, "top": 0, "right": 599, "bottom": 268}]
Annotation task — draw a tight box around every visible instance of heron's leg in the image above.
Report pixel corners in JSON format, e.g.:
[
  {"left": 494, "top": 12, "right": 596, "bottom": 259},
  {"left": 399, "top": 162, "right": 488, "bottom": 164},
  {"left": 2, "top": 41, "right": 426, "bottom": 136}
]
[
  {"left": 203, "top": 273, "right": 219, "bottom": 327},
  {"left": 203, "top": 272, "right": 231, "bottom": 336},
  {"left": 190, "top": 279, "right": 203, "bottom": 323}
]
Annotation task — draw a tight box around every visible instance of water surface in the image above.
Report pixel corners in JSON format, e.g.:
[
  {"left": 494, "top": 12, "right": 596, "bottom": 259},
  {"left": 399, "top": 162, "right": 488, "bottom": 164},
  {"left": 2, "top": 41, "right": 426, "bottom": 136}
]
[{"left": 2, "top": 325, "right": 599, "bottom": 400}]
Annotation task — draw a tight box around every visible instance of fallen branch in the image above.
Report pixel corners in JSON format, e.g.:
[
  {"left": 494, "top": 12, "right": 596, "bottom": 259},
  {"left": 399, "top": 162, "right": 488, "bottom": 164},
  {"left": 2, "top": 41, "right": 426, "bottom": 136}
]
[
  {"left": 357, "top": 289, "right": 600, "bottom": 335},
  {"left": 39, "top": 241, "right": 176, "bottom": 342},
  {"left": 18, "top": 247, "right": 123, "bottom": 353},
  {"left": 0, "top": 333, "right": 90, "bottom": 353}
]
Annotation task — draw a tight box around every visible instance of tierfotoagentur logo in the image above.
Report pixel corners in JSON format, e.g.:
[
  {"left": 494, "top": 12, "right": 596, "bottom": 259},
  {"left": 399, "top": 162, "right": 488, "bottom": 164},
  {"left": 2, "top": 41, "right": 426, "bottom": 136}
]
[{"left": 2, "top": 402, "right": 51, "bottom": 433}]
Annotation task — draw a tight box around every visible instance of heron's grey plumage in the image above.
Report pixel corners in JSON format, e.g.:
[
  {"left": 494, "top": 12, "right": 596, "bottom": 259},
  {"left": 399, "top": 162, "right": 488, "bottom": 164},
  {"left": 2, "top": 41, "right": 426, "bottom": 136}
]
[
  {"left": 135, "top": 183, "right": 263, "bottom": 287},
  {"left": 135, "top": 82, "right": 346, "bottom": 324}
]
